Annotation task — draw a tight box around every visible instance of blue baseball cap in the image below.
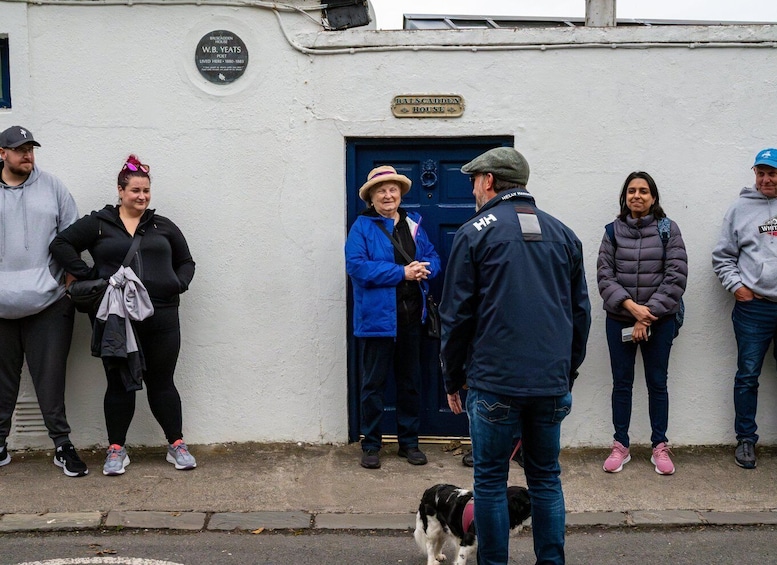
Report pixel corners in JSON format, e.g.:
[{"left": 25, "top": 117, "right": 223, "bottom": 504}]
[{"left": 753, "top": 148, "right": 777, "bottom": 168}]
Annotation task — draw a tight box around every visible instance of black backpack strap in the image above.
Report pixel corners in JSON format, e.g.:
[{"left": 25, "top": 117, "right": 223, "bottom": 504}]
[
  {"left": 605, "top": 222, "right": 616, "bottom": 249},
  {"left": 657, "top": 217, "right": 671, "bottom": 262}
]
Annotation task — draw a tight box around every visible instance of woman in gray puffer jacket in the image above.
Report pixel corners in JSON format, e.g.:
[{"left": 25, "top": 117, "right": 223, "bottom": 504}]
[{"left": 597, "top": 171, "right": 688, "bottom": 477}]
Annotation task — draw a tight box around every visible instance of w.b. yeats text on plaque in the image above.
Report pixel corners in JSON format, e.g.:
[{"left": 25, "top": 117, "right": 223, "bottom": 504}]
[{"left": 195, "top": 30, "right": 248, "bottom": 84}]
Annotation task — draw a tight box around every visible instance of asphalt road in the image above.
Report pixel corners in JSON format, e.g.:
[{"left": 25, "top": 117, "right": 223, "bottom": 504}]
[{"left": 2, "top": 526, "right": 776, "bottom": 565}]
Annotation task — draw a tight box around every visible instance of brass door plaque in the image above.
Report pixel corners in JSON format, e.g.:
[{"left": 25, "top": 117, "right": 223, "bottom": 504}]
[{"left": 391, "top": 95, "right": 464, "bottom": 118}]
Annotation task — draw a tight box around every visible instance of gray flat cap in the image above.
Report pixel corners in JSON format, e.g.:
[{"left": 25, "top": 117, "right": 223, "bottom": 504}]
[{"left": 461, "top": 147, "right": 529, "bottom": 186}]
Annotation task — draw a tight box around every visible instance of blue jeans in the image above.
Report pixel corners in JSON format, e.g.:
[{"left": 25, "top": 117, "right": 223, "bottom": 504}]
[
  {"left": 732, "top": 298, "right": 777, "bottom": 444},
  {"left": 359, "top": 322, "right": 422, "bottom": 451},
  {"left": 606, "top": 316, "right": 675, "bottom": 448},
  {"left": 467, "top": 388, "right": 571, "bottom": 565}
]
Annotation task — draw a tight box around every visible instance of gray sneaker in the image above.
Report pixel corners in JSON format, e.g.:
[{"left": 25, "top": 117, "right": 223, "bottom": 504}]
[
  {"left": 103, "top": 444, "right": 130, "bottom": 476},
  {"left": 166, "top": 439, "right": 196, "bottom": 470},
  {"left": 735, "top": 440, "right": 756, "bottom": 469},
  {"left": 0, "top": 445, "right": 10, "bottom": 467}
]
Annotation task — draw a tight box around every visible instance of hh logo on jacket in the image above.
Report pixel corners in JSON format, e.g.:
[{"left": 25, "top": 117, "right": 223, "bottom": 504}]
[{"left": 473, "top": 214, "right": 497, "bottom": 232}]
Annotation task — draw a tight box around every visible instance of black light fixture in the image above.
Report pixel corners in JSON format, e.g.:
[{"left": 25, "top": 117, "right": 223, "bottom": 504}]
[{"left": 323, "top": 0, "right": 371, "bottom": 30}]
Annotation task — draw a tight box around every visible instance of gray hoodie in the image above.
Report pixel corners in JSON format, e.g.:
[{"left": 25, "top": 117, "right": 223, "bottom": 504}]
[
  {"left": 0, "top": 163, "right": 78, "bottom": 319},
  {"left": 712, "top": 186, "right": 777, "bottom": 300}
]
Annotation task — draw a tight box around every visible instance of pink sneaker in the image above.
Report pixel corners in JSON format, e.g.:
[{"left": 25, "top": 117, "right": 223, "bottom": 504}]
[
  {"left": 651, "top": 443, "right": 675, "bottom": 475},
  {"left": 603, "top": 441, "right": 631, "bottom": 473}
]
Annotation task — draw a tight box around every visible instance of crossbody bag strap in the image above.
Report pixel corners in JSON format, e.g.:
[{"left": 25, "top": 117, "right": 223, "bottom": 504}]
[
  {"left": 121, "top": 234, "right": 144, "bottom": 267},
  {"left": 376, "top": 221, "right": 414, "bottom": 265}
]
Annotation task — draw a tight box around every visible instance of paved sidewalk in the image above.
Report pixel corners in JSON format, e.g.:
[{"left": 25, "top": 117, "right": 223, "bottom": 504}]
[{"left": 1, "top": 442, "right": 776, "bottom": 533}]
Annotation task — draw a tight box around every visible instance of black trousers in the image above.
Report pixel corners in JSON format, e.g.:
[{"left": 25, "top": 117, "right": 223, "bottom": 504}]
[
  {"left": 103, "top": 305, "right": 184, "bottom": 446},
  {"left": 359, "top": 321, "right": 422, "bottom": 451},
  {"left": 0, "top": 297, "right": 75, "bottom": 447}
]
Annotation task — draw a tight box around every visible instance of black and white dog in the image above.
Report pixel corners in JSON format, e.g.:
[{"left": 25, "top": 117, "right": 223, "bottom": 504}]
[{"left": 414, "top": 483, "right": 531, "bottom": 565}]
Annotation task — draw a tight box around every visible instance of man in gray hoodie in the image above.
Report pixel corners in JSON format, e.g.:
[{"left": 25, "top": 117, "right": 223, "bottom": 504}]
[
  {"left": 0, "top": 125, "right": 88, "bottom": 476},
  {"left": 713, "top": 148, "right": 777, "bottom": 471}
]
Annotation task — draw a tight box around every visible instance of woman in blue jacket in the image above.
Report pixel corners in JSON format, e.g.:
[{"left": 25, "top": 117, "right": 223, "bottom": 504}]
[{"left": 345, "top": 166, "right": 441, "bottom": 470}]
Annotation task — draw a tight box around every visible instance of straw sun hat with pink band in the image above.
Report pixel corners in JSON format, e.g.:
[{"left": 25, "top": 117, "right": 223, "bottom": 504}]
[{"left": 358, "top": 165, "right": 412, "bottom": 203}]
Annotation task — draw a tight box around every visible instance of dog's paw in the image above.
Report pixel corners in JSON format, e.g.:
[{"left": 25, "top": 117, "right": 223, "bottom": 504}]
[{"left": 436, "top": 554, "right": 447, "bottom": 562}]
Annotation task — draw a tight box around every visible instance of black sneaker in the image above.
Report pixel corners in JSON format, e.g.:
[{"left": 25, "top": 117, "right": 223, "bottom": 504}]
[
  {"left": 398, "top": 446, "right": 428, "bottom": 466},
  {"left": 735, "top": 440, "right": 756, "bottom": 469},
  {"left": 360, "top": 449, "right": 380, "bottom": 469},
  {"left": 462, "top": 450, "right": 474, "bottom": 467},
  {"left": 53, "top": 443, "right": 89, "bottom": 477},
  {"left": 0, "top": 445, "right": 10, "bottom": 467}
]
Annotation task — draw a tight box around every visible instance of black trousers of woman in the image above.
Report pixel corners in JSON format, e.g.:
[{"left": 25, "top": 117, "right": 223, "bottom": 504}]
[{"left": 103, "top": 305, "right": 184, "bottom": 446}]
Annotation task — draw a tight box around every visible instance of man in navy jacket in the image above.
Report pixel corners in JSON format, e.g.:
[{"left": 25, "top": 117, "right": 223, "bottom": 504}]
[{"left": 440, "top": 147, "right": 590, "bottom": 565}]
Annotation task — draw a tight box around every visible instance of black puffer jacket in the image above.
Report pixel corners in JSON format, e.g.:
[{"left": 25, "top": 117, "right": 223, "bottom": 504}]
[
  {"left": 50, "top": 205, "right": 195, "bottom": 308},
  {"left": 597, "top": 214, "right": 687, "bottom": 322}
]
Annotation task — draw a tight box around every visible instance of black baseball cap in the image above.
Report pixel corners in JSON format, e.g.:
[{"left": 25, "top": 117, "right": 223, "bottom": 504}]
[{"left": 0, "top": 126, "right": 41, "bottom": 149}]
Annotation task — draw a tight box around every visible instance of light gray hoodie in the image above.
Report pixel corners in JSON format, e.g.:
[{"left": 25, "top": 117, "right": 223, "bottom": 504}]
[
  {"left": 0, "top": 163, "right": 78, "bottom": 319},
  {"left": 712, "top": 186, "right": 777, "bottom": 300}
]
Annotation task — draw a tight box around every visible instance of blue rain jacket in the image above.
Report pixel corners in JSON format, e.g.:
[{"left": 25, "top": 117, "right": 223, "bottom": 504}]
[{"left": 345, "top": 209, "right": 441, "bottom": 338}]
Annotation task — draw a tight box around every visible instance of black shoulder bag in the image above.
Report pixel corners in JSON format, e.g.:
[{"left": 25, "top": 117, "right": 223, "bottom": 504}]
[
  {"left": 67, "top": 234, "right": 144, "bottom": 315},
  {"left": 376, "top": 222, "right": 440, "bottom": 339}
]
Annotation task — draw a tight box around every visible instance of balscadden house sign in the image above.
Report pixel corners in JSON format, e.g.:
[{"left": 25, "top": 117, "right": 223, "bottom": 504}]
[{"left": 391, "top": 95, "right": 464, "bottom": 118}]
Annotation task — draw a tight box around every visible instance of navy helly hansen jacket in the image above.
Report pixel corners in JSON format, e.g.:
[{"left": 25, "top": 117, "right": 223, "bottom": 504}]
[{"left": 440, "top": 189, "right": 591, "bottom": 397}]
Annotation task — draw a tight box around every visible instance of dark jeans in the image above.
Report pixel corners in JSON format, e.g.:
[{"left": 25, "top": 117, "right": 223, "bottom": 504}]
[
  {"left": 605, "top": 316, "right": 675, "bottom": 448},
  {"left": 732, "top": 298, "right": 777, "bottom": 444},
  {"left": 103, "top": 306, "right": 184, "bottom": 446},
  {"left": 467, "top": 388, "right": 571, "bottom": 565},
  {"left": 0, "top": 297, "right": 75, "bottom": 447},
  {"left": 359, "top": 322, "right": 422, "bottom": 451}
]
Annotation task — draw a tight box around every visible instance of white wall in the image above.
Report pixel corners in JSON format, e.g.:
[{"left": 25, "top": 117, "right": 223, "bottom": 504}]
[{"left": 2, "top": 1, "right": 776, "bottom": 448}]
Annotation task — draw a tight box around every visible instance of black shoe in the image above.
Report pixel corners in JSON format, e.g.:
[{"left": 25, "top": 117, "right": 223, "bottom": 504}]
[
  {"left": 398, "top": 446, "right": 428, "bottom": 466},
  {"left": 735, "top": 440, "right": 756, "bottom": 469},
  {"left": 360, "top": 450, "right": 381, "bottom": 469},
  {"left": 0, "top": 445, "right": 10, "bottom": 467},
  {"left": 462, "top": 450, "right": 474, "bottom": 467},
  {"left": 53, "top": 443, "right": 89, "bottom": 477}
]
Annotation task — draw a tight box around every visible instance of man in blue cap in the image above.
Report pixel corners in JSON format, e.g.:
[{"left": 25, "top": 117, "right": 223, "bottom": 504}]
[
  {"left": 0, "top": 125, "right": 88, "bottom": 477},
  {"left": 440, "top": 146, "right": 591, "bottom": 565},
  {"left": 713, "top": 148, "right": 777, "bottom": 470}
]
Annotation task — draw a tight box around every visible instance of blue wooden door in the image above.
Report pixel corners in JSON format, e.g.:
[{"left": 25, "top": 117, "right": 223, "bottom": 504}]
[{"left": 346, "top": 136, "right": 514, "bottom": 442}]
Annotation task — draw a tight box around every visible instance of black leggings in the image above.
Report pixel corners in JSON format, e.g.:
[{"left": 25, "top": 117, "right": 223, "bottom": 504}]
[{"left": 103, "top": 306, "right": 184, "bottom": 446}]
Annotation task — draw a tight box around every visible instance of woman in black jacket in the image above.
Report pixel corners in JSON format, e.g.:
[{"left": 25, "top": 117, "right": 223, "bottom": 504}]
[{"left": 50, "top": 155, "right": 196, "bottom": 476}]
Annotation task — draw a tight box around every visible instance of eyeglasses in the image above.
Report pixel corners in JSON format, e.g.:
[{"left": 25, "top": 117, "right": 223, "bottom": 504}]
[
  {"left": 469, "top": 174, "right": 480, "bottom": 186},
  {"left": 123, "top": 161, "right": 150, "bottom": 173},
  {"left": 6, "top": 146, "right": 36, "bottom": 155}
]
